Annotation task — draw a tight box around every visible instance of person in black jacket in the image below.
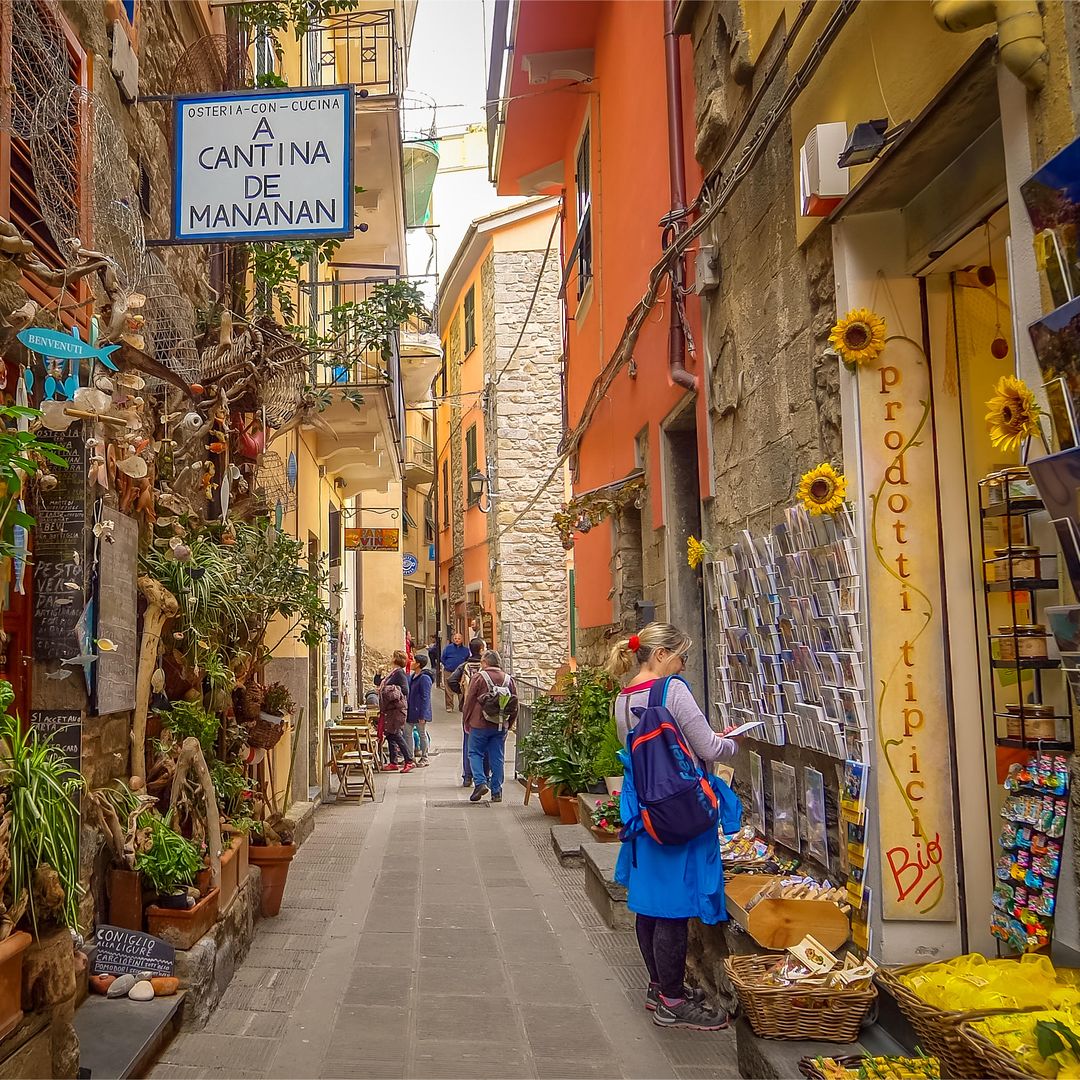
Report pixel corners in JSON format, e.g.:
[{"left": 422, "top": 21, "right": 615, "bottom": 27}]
[{"left": 379, "top": 652, "right": 414, "bottom": 773}]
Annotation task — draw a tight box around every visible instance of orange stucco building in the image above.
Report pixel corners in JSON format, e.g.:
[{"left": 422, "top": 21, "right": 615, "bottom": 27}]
[{"left": 488, "top": 0, "right": 710, "bottom": 680}]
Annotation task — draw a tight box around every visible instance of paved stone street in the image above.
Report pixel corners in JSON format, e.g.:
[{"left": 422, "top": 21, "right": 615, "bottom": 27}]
[{"left": 150, "top": 704, "right": 738, "bottom": 1079}]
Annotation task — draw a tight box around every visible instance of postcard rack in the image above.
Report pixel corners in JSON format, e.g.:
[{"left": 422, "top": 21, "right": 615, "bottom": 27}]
[{"left": 978, "top": 471, "right": 1075, "bottom": 751}]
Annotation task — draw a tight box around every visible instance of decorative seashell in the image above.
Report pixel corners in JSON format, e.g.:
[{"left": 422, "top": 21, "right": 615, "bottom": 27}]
[
  {"left": 116, "top": 456, "right": 148, "bottom": 478},
  {"left": 126, "top": 292, "right": 146, "bottom": 309},
  {"left": 116, "top": 372, "right": 146, "bottom": 390},
  {"left": 38, "top": 473, "right": 58, "bottom": 491},
  {"left": 94, "top": 376, "right": 115, "bottom": 393},
  {"left": 73, "top": 387, "right": 112, "bottom": 414},
  {"left": 40, "top": 400, "right": 74, "bottom": 431},
  {"left": 182, "top": 412, "right": 201, "bottom": 430},
  {"left": 227, "top": 464, "right": 241, "bottom": 480},
  {"left": 150, "top": 667, "right": 165, "bottom": 693}
]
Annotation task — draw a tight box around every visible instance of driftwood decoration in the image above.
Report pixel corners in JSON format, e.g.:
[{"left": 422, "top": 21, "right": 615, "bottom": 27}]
[
  {"left": 131, "top": 575, "right": 179, "bottom": 787},
  {"left": 85, "top": 788, "right": 157, "bottom": 870},
  {"left": 169, "top": 737, "right": 221, "bottom": 888}
]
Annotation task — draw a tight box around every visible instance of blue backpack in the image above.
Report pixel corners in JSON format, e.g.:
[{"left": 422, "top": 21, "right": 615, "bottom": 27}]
[{"left": 626, "top": 676, "right": 739, "bottom": 845}]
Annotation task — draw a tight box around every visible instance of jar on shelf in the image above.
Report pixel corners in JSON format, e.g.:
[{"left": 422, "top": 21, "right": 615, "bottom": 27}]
[
  {"left": 1005, "top": 703, "right": 1057, "bottom": 740},
  {"left": 986, "top": 467, "right": 1038, "bottom": 506},
  {"left": 992, "top": 545, "right": 1042, "bottom": 581},
  {"left": 996, "top": 625, "right": 1050, "bottom": 661}
]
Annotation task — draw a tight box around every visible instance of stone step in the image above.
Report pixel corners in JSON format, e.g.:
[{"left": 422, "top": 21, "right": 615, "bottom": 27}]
[
  {"left": 582, "top": 841, "right": 633, "bottom": 930},
  {"left": 550, "top": 823, "right": 596, "bottom": 865},
  {"left": 734, "top": 1014, "right": 911, "bottom": 1079},
  {"left": 75, "top": 990, "right": 186, "bottom": 1079}
]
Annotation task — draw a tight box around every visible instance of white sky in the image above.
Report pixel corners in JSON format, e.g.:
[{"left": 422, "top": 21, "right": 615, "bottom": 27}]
[{"left": 406, "top": 0, "right": 492, "bottom": 136}]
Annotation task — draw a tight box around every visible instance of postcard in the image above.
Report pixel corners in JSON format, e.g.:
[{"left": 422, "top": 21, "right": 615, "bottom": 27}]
[
  {"left": 1046, "top": 605, "right": 1080, "bottom": 654},
  {"left": 771, "top": 759, "right": 800, "bottom": 851},
  {"left": 748, "top": 751, "right": 765, "bottom": 832},
  {"left": 1046, "top": 377, "right": 1080, "bottom": 451},
  {"left": 787, "top": 934, "right": 839, "bottom": 975},
  {"left": 841, "top": 759, "right": 868, "bottom": 823}
]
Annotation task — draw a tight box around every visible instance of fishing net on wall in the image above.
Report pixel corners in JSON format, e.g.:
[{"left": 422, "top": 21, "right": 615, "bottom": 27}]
[
  {"left": 3, "top": 0, "right": 70, "bottom": 139},
  {"left": 252, "top": 450, "right": 296, "bottom": 516},
  {"left": 138, "top": 254, "right": 200, "bottom": 385},
  {"left": 170, "top": 35, "right": 253, "bottom": 97}
]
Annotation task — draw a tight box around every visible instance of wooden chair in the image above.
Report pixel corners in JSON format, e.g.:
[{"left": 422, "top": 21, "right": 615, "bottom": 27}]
[{"left": 327, "top": 729, "right": 376, "bottom": 801}]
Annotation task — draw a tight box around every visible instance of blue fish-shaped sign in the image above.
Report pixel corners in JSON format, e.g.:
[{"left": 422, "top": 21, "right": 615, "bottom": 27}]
[{"left": 18, "top": 326, "right": 119, "bottom": 371}]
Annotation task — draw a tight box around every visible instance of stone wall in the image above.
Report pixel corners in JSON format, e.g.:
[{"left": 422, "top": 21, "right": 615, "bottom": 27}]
[
  {"left": 446, "top": 315, "right": 466, "bottom": 623},
  {"left": 686, "top": 2, "right": 840, "bottom": 553},
  {"left": 488, "top": 247, "right": 568, "bottom": 686}
]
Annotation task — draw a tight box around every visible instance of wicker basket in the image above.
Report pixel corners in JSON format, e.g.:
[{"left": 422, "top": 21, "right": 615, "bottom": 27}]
[
  {"left": 237, "top": 683, "right": 264, "bottom": 723},
  {"left": 799, "top": 1055, "right": 942, "bottom": 1080},
  {"left": 876, "top": 966, "right": 1045, "bottom": 1079},
  {"left": 724, "top": 954, "right": 876, "bottom": 1043},
  {"left": 246, "top": 713, "right": 287, "bottom": 750},
  {"left": 956, "top": 1023, "right": 1037, "bottom": 1080}
]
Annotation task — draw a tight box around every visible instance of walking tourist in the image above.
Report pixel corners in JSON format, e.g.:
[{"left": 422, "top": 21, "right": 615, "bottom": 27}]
[
  {"left": 607, "top": 622, "right": 740, "bottom": 1031},
  {"left": 427, "top": 633, "right": 441, "bottom": 678},
  {"left": 408, "top": 652, "right": 435, "bottom": 765},
  {"left": 450, "top": 638, "right": 486, "bottom": 785},
  {"left": 379, "top": 651, "right": 414, "bottom": 773},
  {"left": 463, "top": 649, "right": 517, "bottom": 803},
  {"left": 441, "top": 631, "right": 470, "bottom": 710}
]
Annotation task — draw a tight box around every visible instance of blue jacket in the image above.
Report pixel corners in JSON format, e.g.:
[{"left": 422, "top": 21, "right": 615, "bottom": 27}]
[
  {"left": 407, "top": 669, "right": 435, "bottom": 722},
  {"left": 441, "top": 643, "right": 470, "bottom": 671}
]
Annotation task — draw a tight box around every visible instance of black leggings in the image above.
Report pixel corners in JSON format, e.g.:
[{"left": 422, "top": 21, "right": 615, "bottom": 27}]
[{"left": 635, "top": 914, "right": 688, "bottom": 999}]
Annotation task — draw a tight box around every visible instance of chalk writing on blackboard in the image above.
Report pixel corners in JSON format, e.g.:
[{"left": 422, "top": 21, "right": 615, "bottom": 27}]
[
  {"left": 93, "top": 926, "right": 175, "bottom": 977},
  {"left": 29, "top": 710, "right": 81, "bottom": 777}
]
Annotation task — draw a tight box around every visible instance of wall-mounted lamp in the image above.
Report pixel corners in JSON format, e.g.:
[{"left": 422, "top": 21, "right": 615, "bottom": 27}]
[
  {"left": 837, "top": 119, "right": 907, "bottom": 169},
  {"left": 468, "top": 469, "right": 492, "bottom": 514}
]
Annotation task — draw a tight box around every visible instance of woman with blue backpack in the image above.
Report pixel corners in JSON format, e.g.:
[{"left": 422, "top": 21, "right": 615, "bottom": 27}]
[{"left": 607, "top": 622, "right": 743, "bottom": 1032}]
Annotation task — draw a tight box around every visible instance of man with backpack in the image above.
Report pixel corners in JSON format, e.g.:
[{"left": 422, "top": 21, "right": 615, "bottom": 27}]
[
  {"left": 448, "top": 638, "right": 485, "bottom": 786},
  {"left": 462, "top": 649, "right": 517, "bottom": 803}
]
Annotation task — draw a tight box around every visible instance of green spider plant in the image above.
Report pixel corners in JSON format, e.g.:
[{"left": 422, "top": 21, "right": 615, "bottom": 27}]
[
  {"left": 0, "top": 711, "right": 83, "bottom": 934},
  {"left": 135, "top": 811, "right": 203, "bottom": 895}
]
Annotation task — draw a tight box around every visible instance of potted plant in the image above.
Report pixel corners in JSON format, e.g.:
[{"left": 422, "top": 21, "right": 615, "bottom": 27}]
[
  {"left": 248, "top": 717, "right": 302, "bottom": 916},
  {"left": 0, "top": 704, "right": 82, "bottom": 1033},
  {"left": 211, "top": 762, "right": 255, "bottom": 909},
  {"left": 592, "top": 718, "right": 624, "bottom": 796},
  {"left": 141, "top": 812, "right": 220, "bottom": 950},
  {"left": 589, "top": 793, "right": 622, "bottom": 843},
  {"left": 540, "top": 737, "right": 590, "bottom": 825},
  {"left": 520, "top": 695, "right": 565, "bottom": 817},
  {"left": 259, "top": 683, "right": 294, "bottom": 726}
]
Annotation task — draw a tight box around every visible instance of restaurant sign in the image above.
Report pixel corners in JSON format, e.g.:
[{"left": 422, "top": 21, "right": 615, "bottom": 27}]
[
  {"left": 345, "top": 528, "right": 399, "bottom": 552},
  {"left": 173, "top": 86, "right": 353, "bottom": 243},
  {"left": 859, "top": 335, "right": 957, "bottom": 921}
]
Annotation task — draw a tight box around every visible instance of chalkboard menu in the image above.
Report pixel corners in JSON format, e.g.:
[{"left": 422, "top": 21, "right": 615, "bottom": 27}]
[
  {"left": 92, "top": 926, "right": 175, "bottom": 977},
  {"left": 32, "top": 428, "right": 87, "bottom": 660},
  {"left": 94, "top": 509, "right": 137, "bottom": 716},
  {"left": 29, "top": 710, "right": 81, "bottom": 777}
]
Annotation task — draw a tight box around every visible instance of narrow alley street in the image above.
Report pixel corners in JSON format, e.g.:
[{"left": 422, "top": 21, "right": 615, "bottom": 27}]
[{"left": 149, "top": 705, "right": 738, "bottom": 1080}]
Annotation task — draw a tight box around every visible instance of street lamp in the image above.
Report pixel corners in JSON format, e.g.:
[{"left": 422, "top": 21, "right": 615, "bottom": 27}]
[
  {"left": 468, "top": 469, "right": 492, "bottom": 514},
  {"left": 836, "top": 118, "right": 907, "bottom": 168}
]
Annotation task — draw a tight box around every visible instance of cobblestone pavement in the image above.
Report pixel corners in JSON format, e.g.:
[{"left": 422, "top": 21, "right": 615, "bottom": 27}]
[{"left": 150, "top": 704, "right": 738, "bottom": 1079}]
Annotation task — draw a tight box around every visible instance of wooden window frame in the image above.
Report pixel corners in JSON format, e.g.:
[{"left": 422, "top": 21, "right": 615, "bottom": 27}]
[
  {"left": 465, "top": 424, "right": 478, "bottom": 507},
  {"left": 463, "top": 285, "right": 476, "bottom": 355}
]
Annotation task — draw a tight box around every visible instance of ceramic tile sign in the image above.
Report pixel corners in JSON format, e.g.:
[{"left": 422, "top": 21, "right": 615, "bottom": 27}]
[
  {"left": 93, "top": 925, "right": 175, "bottom": 978},
  {"left": 345, "top": 527, "right": 399, "bottom": 551},
  {"left": 29, "top": 710, "right": 81, "bottom": 779},
  {"left": 857, "top": 334, "right": 957, "bottom": 920},
  {"left": 173, "top": 86, "right": 353, "bottom": 243},
  {"left": 93, "top": 509, "right": 138, "bottom": 716},
  {"left": 31, "top": 428, "right": 87, "bottom": 661}
]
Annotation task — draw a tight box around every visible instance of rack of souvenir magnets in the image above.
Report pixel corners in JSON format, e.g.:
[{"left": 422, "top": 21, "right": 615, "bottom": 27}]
[
  {"left": 704, "top": 504, "right": 869, "bottom": 766},
  {"left": 978, "top": 470, "right": 1075, "bottom": 751},
  {"left": 992, "top": 753, "right": 1069, "bottom": 953}
]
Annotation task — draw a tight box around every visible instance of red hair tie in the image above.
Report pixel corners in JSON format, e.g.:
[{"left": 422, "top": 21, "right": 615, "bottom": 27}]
[{"left": 628, "top": 634, "right": 641, "bottom": 652}]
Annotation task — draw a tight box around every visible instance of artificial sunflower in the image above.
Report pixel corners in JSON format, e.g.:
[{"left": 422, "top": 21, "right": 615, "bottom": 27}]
[
  {"left": 687, "top": 535, "right": 708, "bottom": 570},
  {"left": 829, "top": 308, "right": 887, "bottom": 366},
  {"left": 798, "top": 463, "right": 847, "bottom": 516},
  {"left": 986, "top": 375, "right": 1043, "bottom": 453}
]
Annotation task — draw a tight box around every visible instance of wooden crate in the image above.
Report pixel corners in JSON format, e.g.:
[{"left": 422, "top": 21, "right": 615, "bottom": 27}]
[{"left": 725, "top": 874, "right": 850, "bottom": 951}]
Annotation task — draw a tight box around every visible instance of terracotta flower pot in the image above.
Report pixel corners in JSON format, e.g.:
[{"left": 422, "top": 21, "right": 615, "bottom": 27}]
[
  {"left": 0, "top": 932, "right": 30, "bottom": 1040},
  {"left": 146, "top": 888, "right": 220, "bottom": 951},
  {"left": 557, "top": 794, "right": 579, "bottom": 825},
  {"left": 590, "top": 825, "right": 621, "bottom": 844},
  {"left": 107, "top": 867, "right": 145, "bottom": 932},
  {"left": 537, "top": 780, "right": 560, "bottom": 817},
  {"left": 219, "top": 844, "right": 239, "bottom": 910},
  {"left": 248, "top": 842, "right": 295, "bottom": 917}
]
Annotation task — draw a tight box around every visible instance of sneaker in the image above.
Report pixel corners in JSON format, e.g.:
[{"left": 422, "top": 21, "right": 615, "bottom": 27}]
[
  {"left": 462, "top": 779, "right": 472, "bottom": 787},
  {"left": 645, "top": 984, "right": 707, "bottom": 1012},
  {"left": 469, "top": 784, "right": 489, "bottom": 802},
  {"left": 490, "top": 792, "right": 502, "bottom": 803},
  {"left": 401, "top": 763, "right": 416, "bottom": 774},
  {"left": 416, "top": 759, "right": 430, "bottom": 767},
  {"left": 653, "top": 998, "right": 728, "bottom": 1031},
  {"left": 382, "top": 764, "right": 401, "bottom": 772}
]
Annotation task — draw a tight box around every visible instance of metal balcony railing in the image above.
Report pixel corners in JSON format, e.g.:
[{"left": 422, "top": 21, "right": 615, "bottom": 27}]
[
  {"left": 404, "top": 436, "right": 434, "bottom": 471},
  {"left": 296, "top": 9, "right": 400, "bottom": 98}
]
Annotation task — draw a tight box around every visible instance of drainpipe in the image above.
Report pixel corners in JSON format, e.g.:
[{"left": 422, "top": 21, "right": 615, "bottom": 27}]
[
  {"left": 930, "top": 1, "right": 1048, "bottom": 91},
  {"left": 663, "top": 0, "right": 698, "bottom": 392}
]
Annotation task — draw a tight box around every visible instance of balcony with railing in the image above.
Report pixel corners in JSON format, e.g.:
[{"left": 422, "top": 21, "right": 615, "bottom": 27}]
[
  {"left": 295, "top": 9, "right": 400, "bottom": 98},
  {"left": 404, "top": 435, "right": 435, "bottom": 488}
]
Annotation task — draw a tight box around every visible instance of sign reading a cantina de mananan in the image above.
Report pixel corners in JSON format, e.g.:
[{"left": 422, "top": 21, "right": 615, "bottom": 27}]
[
  {"left": 172, "top": 86, "right": 353, "bottom": 243},
  {"left": 857, "top": 319, "right": 957, "bottom": 922}
]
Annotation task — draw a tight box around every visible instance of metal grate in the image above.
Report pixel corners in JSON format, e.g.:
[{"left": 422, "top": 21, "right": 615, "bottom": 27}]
[{"left": 427, "top": 800, "right": 489, "bottom": 808}]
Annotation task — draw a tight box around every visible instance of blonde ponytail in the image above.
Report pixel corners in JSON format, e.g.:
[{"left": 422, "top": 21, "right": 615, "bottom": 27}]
[{"left": 603, "top": 622, "right": 693, "bottom": 680}]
